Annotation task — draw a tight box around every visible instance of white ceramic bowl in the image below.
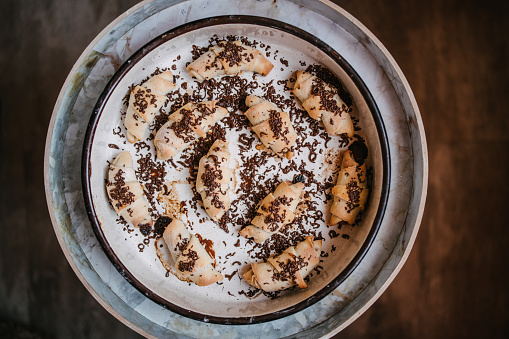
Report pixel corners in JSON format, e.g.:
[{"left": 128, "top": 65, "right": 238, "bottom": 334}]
[{"left": 82, "top": 16, "right": 390, "bottom": 324}]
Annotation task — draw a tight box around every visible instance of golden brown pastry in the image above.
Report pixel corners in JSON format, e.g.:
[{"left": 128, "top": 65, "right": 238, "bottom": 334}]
[
  {"left": 106, "top": 151, "right": 152, "bottom": 227},
  {"left": 196, "top": 140, "right": 231, "bottom": 221},
  {"left": 244, "top": 95, "right": 297, "bottom": 157},
  {"left": 125, "top": 71, "right": 176, "bottom": 143},
  {"left": 239, "top": 181, "right": 304, "bottom": 243},
  {"left": 293, "top": 71, "right": 354, "bottom": 137},
  {"left": 154, "top": 100, "right": 228, "bottom": 160},
  {"left": 329, "top": 150, "right": 369, "bottom": 225},
  {"left": 162, "top": 219, "right": 223, "bottom": 286},
  {"left": 243, "top": 236, "right": 322, "bottom": 292},
  {"left": 187, "top": 41, "right": 274, "bottom": 80}
]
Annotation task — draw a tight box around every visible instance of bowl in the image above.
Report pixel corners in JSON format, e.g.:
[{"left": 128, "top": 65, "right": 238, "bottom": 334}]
[{"left": 82, "top": 16, "right": 390, "bottom": 324}]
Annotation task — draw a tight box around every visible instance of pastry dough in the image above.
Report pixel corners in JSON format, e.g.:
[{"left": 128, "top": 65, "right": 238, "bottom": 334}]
[
  {"left": 329, "top": 150, "right": 369, "bottom": 225},
  {"left": 154, "top": 100, "right": 228, "bottom": 160},
  {"left": 196, "top": 140, "right": 231, "bottom": 221},
  {"left": 240, "top": 181, "right": 304, "bottom": 243},
  {"left": 106, "top": 151, "right": 152, "bottom": 227},
  {"left": 244, "top": 95, "right": 297, "bottom": 157},
  {"left": 293, "top": 71, "right": 354, "bottom": 137},
  {"left": 124, "top": 71, "right": 176, "bottom": 143},
  {"left": 162, "top": 219, "right": 223, "bottom": 286},
  {"left": 243, "top": 236, "right": 322, "bottom": 292},
  {"left": 187, "top": 41, "right": 274, "bottom": 80}
]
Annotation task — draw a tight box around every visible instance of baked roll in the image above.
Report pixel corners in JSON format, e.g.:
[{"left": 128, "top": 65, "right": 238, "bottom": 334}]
[
  {"left": 243, "top": 236, "right": 322, "bottom": 292},
  {"left": 106, "top": 151, "right": 152, "bottom": 227},
  {"left": 196, "top": 140, "right": 231, "bottom": 221},
  {"left": 187, "top": 41, "right": 274, "bottom": 81},
  {"left": 162, "top": 219, "right": 223, "bottom": 286},
  {"left": 154, "top": 100, "right": 228, "bottom": 160},
  {"left": 244, "top": 95, "right": 297, "bottom": 157},
  {"left": 329, "top": 150, "right": 369, "bottom": 225},
  {"left": 125, "top": 71, "right": 176, "bottom": 143},
  {"left": 293, "top": 71, "right": 354, "bottom": 137},
  {"left": 240, "top": 181, "right": 304, "bottom": 243}
]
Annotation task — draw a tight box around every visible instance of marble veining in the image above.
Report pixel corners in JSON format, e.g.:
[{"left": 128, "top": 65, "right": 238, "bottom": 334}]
[{"left": 45, "top": 0, "right": 427, "bottom": 338}]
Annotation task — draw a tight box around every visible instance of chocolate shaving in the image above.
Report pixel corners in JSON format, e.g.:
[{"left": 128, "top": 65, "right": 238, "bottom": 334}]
[
  {"left": 107, "top": 169, "right": 135, "bottom": 210},
  {"left": 217, "top": 41, "right": 247, "bottom": 67},
  {"left": 178, "top": 249, "right": 199, "bottom": 272},
  {"left": 349, "top": 139, "right": 368, "bottom": 165}
]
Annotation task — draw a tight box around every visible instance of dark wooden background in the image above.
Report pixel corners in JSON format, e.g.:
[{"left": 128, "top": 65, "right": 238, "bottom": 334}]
[{"left": 1, "top": 0, "right": 508, "bottom": 338}]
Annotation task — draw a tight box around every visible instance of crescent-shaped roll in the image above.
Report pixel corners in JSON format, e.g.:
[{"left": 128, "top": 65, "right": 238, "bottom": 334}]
[
  {"left": 162, "top": 219, "right": 223, "bottom": 286},
  {"left": 196, "top": 140, "right": 231, "bottom": 221},
  {"left": 329, "top": 150, "right": 369, "bottom": 225},
  {"left": 243, "top": 236, "right": 322, "bottom": 292},
  {"left": 106, "top": 151, "right": 152, "bottom": 227},
  {"left": 124, "top": 71, "right": 176, "bottom": 143},
  {"left": 239, "top": 181, "right": 304, "bottom": 243},
  {"left": 293, "top": 71, "right": 354, "bottom": 137},
  {"left": 187, "top": 41, "right": 274, "bottom": 81},
  {"left": 154, "top": 100, "right": 229, "bottom": 160},
  {"left": 244, "top": 95, "right": 297, "bottom": 157}
]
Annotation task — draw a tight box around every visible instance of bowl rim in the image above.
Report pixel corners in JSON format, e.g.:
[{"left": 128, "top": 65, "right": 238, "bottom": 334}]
[{"left": 81, "top": 14, "right": 391, "bottom": 325}]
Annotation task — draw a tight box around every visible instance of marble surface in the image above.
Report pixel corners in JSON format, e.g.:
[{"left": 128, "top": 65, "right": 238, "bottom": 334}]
[{"left": 45, "top": 0, "right": 425, "bottom": 338}]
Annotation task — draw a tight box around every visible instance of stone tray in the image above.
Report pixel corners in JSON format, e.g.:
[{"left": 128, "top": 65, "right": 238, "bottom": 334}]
[{"left": 44, "top": 0, "right": 427, "bottom": 338}]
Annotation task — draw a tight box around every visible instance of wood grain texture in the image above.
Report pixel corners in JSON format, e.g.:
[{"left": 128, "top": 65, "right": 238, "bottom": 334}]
[
  {"left": 336, "top": 0, "right": 509, "bottom": 338},
  {"left": 0, "top": 1, "right": 144, "bottom": 338},
  {"left": 0, "top": 0, "right": 507, "bottom": 338}
]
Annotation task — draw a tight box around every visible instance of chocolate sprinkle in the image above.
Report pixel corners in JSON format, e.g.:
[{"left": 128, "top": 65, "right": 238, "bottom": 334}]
[
  {"left": 305, "top": 64, "right": 353, "bottom": 108},
  {"left": 105, "top": 35, "right": 371, "bottom": 299},
  {"left": 178, "top": 249, "right": 199, "bottom": 272},
  {"left": 349, "top": 139, "right": 368, "bottom": 165},
  {"left": 107, "top": 169, "right": 135, "bottom": 210},
  {"left": 154, "top": 216, "right": 173, "bottom": 238},
  {"left": 293, "top": 174, "right": 306, "bottom": 184}
]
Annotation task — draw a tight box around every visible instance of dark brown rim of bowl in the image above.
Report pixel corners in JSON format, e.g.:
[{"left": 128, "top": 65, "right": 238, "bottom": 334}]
[{"left": 82, "top": 15, "right": 390, "bottom": 325}]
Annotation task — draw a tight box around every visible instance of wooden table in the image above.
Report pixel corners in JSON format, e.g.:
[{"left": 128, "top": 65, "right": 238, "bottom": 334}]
[{"left": 0, "top": 0, "right": 507, "bottom": 337}]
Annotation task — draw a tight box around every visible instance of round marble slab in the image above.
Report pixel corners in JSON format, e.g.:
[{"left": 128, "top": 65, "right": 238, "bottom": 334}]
[{"left": 44, "top": 0, "right": 427, "bottom": 338}]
